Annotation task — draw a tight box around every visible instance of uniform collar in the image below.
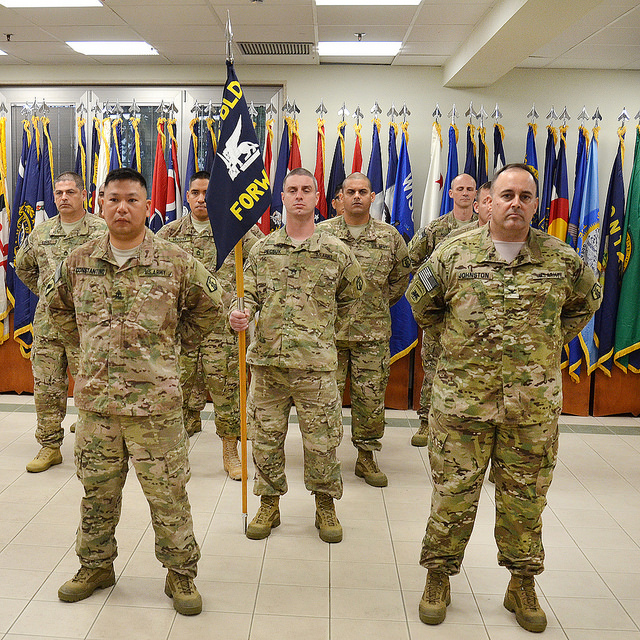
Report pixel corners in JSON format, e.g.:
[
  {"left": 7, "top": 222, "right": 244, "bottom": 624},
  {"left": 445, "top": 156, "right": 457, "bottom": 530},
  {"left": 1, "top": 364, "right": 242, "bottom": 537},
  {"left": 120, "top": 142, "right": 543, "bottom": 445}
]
[
  {"left": 334, "top": 214, "right": 375, "bottom": 240},
  {"left": 93, "top": 227, "right": 155, "bottom": 266},
  {"left": 50, "top": 212, "right": 90, "bottom": 236},
  {"left": 479, "top": 224, "right": 543, "bottom": 266}
]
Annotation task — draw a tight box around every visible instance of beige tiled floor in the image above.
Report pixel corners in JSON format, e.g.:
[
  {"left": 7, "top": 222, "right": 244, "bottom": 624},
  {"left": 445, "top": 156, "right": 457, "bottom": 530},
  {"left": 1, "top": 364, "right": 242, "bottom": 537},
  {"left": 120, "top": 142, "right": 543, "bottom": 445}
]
[{"left": 0, "top": 394, "right": 639, "bottom": 639}]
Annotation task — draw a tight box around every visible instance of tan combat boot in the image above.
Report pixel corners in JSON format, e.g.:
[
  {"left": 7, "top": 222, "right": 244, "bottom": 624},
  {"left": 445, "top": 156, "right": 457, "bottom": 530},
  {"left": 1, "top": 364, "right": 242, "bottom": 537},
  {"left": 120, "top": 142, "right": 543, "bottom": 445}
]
[
  {"left": 418, "top": 570, "right": 451, "bottom": 625},
  {"left": 26, "top": 446, "right": 62, "bottom": 473},
  {"left": 222, "top": 437, "right": 242, "bottom": 481},
  {"left": 58, "top": 565, "right": 115, "bottom": 602},
  {"left": 411, "top": 420, "right": 429, "bottom": 447},
  {"left": 184, "top": 409, "right": 202, "bottom": 436},
  {"left": 164, "top": 570, "right": 202, "bottom": 615},
  {"left": 246, "top": 495, "right": 280, "bottom": 540},
  {"left": 504, "top": 574, "right": 547, "bottom": 633},
  {"left": 314, "top": 493, "right": 343, "bottom": 543},
  {"left": 355, "top": 450, "right": 388, "bottom": 487}
]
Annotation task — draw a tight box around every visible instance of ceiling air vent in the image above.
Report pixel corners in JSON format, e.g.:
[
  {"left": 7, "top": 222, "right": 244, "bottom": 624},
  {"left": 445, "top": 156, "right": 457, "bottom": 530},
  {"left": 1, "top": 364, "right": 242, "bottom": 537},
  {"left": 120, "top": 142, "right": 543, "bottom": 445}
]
[{"left": 238, "top": 42, "right": 312, "bottom": 56}]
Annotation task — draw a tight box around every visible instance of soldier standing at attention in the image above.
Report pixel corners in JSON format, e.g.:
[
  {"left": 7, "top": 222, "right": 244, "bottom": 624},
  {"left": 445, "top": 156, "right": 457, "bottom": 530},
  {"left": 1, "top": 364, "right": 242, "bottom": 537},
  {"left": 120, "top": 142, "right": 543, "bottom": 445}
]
[
  {"left": 16, "top": 171, "right": 106, "bottom": 472},
  {"left": 47, "top": 168, "right": 224, "bottom": 616},
  {"left": 229, "top": 167, "right": 364, "bottom": 544},
  {"left": 157, "top": 170, "right": 262, "bottom": 479},
  {"left": 408, "top": 173, "right": 477, "bottom": 447},
  {"left": 319, "top": 172, "right": 411, "bottom": 486},
  {"left": 406, "top": 164, "right": 601, "bottom": 633}
]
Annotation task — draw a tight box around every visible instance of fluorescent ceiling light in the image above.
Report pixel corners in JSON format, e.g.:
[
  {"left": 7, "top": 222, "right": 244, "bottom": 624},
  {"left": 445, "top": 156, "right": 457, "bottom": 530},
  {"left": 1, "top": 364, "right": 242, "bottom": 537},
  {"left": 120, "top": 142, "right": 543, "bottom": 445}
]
[
  {"left": 318, "top": 41, "right": 401, "bottom": 56},
  {"left": 67, "top": 41, "right": 158, "bottom": 56},
  {"left": 1, "top": 1, "right": 102, "bottom": 6},
  {"left": 317, "top": 0, "right": 420, "bottom": 4},
  {"left": 0, "top": 49, "right": 7, "bottom": 55}
]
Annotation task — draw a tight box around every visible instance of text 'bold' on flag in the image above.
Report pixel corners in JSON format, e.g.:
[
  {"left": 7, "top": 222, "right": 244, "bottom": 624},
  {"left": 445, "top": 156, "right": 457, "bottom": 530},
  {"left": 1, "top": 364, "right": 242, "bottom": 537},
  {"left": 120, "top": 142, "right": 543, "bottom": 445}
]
[{"left": 207, "top": 61, "right": 271, "bottom": 270}]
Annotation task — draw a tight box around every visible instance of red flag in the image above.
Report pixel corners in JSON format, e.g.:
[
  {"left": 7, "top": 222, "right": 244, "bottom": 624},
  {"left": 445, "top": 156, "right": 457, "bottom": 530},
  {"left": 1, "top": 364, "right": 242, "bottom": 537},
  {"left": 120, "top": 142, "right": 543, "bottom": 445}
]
[
  {"left": 314, "top": 118, "right": 327, "bottom": 220},
  {"left": 288, "top": 119, "right": 302, "bottom": 170},
  {"left": 352, "top": 123, "right": 363, "bottom": 173},
  {"left": 547, "top": 125, "right": 570, "bottom": 241},
  {"left": 257, "top": 117, "right": 274, "bottom": 234},
  {"left": 149, "top": 119, "right": 168, "bottom": 232}
]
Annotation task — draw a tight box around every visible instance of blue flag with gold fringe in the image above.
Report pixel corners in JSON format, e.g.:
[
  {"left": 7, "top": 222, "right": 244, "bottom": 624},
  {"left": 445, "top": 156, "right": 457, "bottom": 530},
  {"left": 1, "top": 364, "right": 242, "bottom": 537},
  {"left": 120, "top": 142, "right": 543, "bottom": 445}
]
[
  {"left": 463, "top": 123, "right": 476, "bottom": 181},
  {"left": 594, "top": 128, "right": 626, "bottom": 375},
  {"left": 206, "top": 61, "right": 271, "bottom": 270},
  {"left": 389, "top": 126, "right": 417, "bottom": 363},
  {"left": 614, "top": 125, "right": 640, "bottom": 372},
  {"left": 440, "top": 124, "right": 458, "bottom": 217},
  {"left": 535, "top": 126, "right": 556, "bottom": 231},
  {"left": 270, "top": 118, "right": 290, "bottom": 229},
  {"left": 327, "top": 122, "right": 346, "bottom": 220},
  {"left": 7, "top": 118, "right": 39, "bottom": 356}
]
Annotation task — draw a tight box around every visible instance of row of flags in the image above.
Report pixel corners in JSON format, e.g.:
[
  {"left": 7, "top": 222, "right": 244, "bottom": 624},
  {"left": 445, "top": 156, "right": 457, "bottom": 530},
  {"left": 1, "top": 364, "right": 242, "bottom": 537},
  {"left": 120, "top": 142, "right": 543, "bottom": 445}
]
[
  {"left": 2, "top": 86, "right": 640, "bottom": 376},
  {"left": 4, "top": 116, "right": 57, "bottom": 356}
]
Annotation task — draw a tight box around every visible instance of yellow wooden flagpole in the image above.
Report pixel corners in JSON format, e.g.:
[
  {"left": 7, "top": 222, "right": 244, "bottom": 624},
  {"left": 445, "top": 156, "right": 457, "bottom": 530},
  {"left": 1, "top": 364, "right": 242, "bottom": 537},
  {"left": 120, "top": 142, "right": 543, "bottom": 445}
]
[{"left": 234, "top": 241, "right": 249, "bottom": 531}]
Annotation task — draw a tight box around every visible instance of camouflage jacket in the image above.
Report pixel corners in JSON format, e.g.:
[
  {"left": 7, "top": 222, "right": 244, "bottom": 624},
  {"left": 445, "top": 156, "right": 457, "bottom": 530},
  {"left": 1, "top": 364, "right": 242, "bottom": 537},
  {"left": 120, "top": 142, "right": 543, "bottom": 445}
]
[
  {"left": 157, "top": 215, "right": 262, "bottom": 335},
  {"left": 15, "top": 213, "right": 107, "bottom": 327},
  {"left": 317, "top": 216, "right": 411, "bottom": 341},
  {"left": 408, "top": 211, "right": 478, "bottom": 272},
  {"left": 406, "top": 225, "right": 601, "bottom": 424},
  {"left": 236, "top": 226, "right": 364, "bottom": 371},
  {"left": 45, "top": 229, "right": 224, "bottom": 416}
]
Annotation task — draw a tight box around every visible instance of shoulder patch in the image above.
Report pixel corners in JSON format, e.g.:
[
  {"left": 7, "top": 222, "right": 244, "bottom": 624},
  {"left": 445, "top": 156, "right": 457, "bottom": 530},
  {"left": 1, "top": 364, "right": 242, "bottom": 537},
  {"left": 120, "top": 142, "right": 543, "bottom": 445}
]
[
  {"left": 591, "top": 282, "right": 602, "bottom": 300},
  {"left": 418, "top": 266, "right": 439, "bottom": 293},
  {"left": 206, "top": 275, "right": 218, "bottom": 293},
  {"left": 402, "top": 256, "right": 411, "bottom": 269},
  {"left": 408, "top": 279, "right": 427, "bottom": 303}
]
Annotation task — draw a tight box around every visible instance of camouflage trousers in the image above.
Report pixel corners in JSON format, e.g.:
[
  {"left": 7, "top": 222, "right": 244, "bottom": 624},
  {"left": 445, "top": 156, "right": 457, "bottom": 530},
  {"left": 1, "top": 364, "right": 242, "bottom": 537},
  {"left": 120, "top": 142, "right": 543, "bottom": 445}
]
[
  {"left": 181, "top": 336, "right": 241, "bottom": 439},
  {"left": 248, "top": 366, "right": 343, "bottom": 499},
  {"left": 420, "top": 409, "right": 558, "bottom": 576},
  {"left": 74, "top": 409, "right": 200, "bottom": 578},
  {"left": 31, "top": 331, "right": 78, "bottom": 448},
  {"left": 336, "top": 340, "right": 390, "bottom": 451},
  {"left": 417, "top": 334, "right": 441, "bottom": 427}
]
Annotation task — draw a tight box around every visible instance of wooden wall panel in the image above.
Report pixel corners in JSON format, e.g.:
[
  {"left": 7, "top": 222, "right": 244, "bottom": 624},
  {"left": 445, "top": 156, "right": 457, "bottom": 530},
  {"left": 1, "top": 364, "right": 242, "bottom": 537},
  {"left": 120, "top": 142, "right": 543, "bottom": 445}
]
[{"left": 593, "top": 368, "right": 640, "bottom": 416}]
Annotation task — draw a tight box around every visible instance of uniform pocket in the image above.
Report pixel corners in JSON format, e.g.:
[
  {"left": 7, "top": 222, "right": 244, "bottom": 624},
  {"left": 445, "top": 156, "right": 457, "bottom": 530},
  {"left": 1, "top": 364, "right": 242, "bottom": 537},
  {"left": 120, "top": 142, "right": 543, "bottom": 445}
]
[{"left": 428, "top": 412, "right": 449, "bottom": 485}]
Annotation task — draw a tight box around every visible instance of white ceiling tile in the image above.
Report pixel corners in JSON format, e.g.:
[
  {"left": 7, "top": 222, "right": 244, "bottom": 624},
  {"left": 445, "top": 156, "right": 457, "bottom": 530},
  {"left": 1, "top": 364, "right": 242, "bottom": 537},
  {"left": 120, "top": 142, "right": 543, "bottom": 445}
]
[
  {"left": 317, "top": 5, "right": 417, "bottom": 25},
  {"left": 393, "top": 54, "right": 447, "bottom": 66},
  {"left": 214, "top": 4, "right": 312, "bottom": 26},
  {"left": 318, "top": 26, "right": 407, "bottom": 41},
  {"left": 40, "top": 26, "right": 143, "bottom": 41},
  {"left": 403, "top": 41, "right": 458, "bottom": 56},
  {"left": 112, "top": 4, "right": 218, "bottom": 25},
  {"left": 414, "top": 3, "right": 489, "bottom": 25}
]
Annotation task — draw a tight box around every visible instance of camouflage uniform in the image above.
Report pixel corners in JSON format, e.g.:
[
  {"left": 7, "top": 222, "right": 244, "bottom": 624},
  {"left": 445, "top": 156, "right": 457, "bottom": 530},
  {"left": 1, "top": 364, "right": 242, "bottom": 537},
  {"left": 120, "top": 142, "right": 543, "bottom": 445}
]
[
  {"left": 406, "top": 225, "right": 601, "bottom": 576},
  {"left": 15, "top": 213, "right": 107, "bottom": 448},
  {"left": 46, "top": 229, "right": 224, "bottom": 577},
  {"left": 318, "top": 216, "right": 411, "bottom": 451},
  {"left": 407, "top": 212, "right": 478, "bottom": 427},
  {"left": 157, "top": 216, "right": 262, "bottom": 437},
  {"left": 236, "top": 227, "right": 364, "bottom": 498}
]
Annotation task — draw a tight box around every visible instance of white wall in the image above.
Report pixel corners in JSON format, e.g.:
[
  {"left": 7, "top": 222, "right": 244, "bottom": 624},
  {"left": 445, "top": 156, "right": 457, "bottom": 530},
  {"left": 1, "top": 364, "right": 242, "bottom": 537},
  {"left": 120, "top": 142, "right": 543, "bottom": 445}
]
[{"left": 2, "top": 63, "right": 639, "bottom": 218}]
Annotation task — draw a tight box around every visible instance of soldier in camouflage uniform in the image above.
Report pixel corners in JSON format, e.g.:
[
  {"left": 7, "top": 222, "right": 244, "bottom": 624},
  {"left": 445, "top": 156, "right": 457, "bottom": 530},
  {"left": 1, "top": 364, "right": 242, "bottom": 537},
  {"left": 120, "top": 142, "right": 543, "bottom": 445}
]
[
  {"left": 47, "top": 168, "right": 224, "bottom": 616},
  {"left": 157, "top": 171, "right": 262, "bottom": 480},
  {"left": 408, "top": 173, "right": 477, "bottom": 447},
  {"left": 230, "top": 168, "right": 364, "bottom": 544},
  {"left": 15, "top": 171, "right": 106, "bottom": 473},
  {"left": 406, "top": 164, "right": 601, "bottom": 632},
  {"left": 319, "top": 172, "right": 411, "bottom": 487}
]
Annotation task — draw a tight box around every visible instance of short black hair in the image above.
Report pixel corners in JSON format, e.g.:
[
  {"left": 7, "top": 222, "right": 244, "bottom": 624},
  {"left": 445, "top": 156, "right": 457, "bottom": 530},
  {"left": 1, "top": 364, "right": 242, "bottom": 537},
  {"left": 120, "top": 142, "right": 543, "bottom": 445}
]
[
  {"left": 54, "top": 171, "right": 84, "bottom": 191},
  {"left": 105, "top": 167, "right": 147, "bottom": 193},
  {"left": 189, "top": 170, "right": 210, "bottom": 188},
  {"left": 476, "top": 181, "right": 491, "bottom": 199},
  {"left": 332, "top": 183, "right": 343, "bottom": 200}
]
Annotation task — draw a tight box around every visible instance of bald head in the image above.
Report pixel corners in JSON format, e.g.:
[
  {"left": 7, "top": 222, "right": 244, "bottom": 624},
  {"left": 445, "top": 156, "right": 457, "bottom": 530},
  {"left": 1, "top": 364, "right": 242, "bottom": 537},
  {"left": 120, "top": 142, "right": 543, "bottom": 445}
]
[{"left": 449, "top": 173, "right": 476, "bottom": 220}]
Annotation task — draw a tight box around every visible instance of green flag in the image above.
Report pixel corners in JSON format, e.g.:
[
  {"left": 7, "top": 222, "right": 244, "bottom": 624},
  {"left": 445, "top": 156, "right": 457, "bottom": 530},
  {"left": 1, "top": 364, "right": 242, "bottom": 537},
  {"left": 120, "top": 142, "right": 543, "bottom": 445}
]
[{"left": 614, "top": 125, "right": 640, "bottom": 372}]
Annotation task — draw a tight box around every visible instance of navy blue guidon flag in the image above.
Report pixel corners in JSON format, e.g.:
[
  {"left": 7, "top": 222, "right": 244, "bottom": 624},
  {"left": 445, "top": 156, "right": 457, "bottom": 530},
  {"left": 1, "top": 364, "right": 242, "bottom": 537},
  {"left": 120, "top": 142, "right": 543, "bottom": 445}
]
[{"left": 207, "top": 61, "right": 271, "bottom": 270}]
